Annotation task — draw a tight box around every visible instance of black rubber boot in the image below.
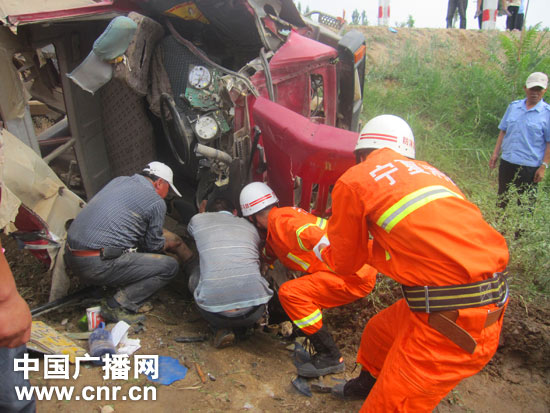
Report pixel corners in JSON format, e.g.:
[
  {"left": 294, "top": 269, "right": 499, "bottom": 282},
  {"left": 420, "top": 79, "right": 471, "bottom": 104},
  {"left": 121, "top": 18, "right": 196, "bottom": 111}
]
[
  {"left": 332, "top": 369, "right": 376, "bottom": 399},
  {"left": 296, "top": 325, "right": 345, "bottom": 377}
]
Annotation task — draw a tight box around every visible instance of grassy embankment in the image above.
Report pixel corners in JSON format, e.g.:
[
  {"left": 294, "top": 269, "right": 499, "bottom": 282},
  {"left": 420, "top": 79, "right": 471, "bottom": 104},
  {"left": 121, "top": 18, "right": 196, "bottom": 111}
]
[{"left": 360, "top": 26, "right": 550, "bottom": 298}]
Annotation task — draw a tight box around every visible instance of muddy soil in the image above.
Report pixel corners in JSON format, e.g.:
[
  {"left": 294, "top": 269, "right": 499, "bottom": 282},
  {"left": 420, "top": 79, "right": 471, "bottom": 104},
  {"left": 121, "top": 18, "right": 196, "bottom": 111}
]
[{"left": 3, "top": 233, "right": 549, "bottom": 413}]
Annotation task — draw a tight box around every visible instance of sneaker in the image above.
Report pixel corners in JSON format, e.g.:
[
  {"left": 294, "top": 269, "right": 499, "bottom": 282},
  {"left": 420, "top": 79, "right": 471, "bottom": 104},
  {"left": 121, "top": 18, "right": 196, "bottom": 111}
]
[
  {"left": 101, "top": 305, "right": 146, "bottom": 325},
  {"left": 213, "top": 329, "right": 236, "bottom": 349},
  {"left": 297, "top": 353, "right": 345, "bottom": 377}
]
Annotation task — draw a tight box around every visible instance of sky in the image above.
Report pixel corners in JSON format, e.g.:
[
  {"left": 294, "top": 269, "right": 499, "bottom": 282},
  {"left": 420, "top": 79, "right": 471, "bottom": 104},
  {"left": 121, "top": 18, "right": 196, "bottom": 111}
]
[{"left": 297, "top": 0, "right": 549, "bottom": 31}]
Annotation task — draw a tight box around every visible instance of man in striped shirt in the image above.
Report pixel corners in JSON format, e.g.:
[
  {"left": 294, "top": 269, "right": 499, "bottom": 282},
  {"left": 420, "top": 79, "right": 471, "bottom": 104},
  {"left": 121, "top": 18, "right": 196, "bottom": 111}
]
[
  {"left": 187, "top": 189, "right": 273, "bottom": 348},
  {"left": 66, "top": 162, "right": 193, "bottom": 320}
]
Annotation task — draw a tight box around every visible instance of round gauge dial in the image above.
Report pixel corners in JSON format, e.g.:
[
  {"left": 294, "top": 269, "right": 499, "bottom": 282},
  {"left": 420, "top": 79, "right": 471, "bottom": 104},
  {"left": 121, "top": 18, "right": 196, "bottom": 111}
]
[
  {"left": 188, "top": 65, "right": 212, "bottom": 89},
  {"left": 195, "top": 115, "right": 219, "bottom": 141}
]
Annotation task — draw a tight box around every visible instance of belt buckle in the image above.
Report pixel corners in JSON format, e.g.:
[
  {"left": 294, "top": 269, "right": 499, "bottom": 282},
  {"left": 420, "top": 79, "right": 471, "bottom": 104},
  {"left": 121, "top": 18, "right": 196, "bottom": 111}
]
[
  {"left": 496, "top": 275, "right": 509, "bottom": 307},
  {"left": 424, "top": 286, "right": 430, "bottom": 313}
]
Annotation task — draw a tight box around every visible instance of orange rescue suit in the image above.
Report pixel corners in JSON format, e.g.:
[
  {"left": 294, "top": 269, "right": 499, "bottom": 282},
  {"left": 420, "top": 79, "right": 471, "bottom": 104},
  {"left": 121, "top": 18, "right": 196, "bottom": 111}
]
[
  {"left": 321, "top": 148, "right": 509, "bottom": 412},
  {"left": 265, "top": 206, "right": 376, "bottom": 335}
]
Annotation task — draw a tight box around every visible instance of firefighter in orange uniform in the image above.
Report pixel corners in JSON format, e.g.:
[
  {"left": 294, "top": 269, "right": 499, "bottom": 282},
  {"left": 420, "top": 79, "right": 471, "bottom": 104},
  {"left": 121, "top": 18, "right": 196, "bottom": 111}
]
[
  {"left": 315, "top": 115, "right": 509, "bottom": 411},
  {"left": 239, "top": 182, "right": 377, "bottom": 377}
]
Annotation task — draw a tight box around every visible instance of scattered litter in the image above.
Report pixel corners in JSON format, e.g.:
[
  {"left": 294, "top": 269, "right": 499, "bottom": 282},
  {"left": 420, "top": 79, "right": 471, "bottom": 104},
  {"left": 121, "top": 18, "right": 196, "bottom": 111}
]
[
  {"left": 243, "top": 402, "right": 254, "bottom": 410},
  {"left": 110, "top": 320, "right": 141, "bottom": 355},
  {"left": 389, "top": 27, "right": 398, "bottom": 33},
  {"left": 111, "top": 321, "right": 130, "bottom": 346},
  {"left": 61, "top": 318, "right": 68, "bottom": 326},
  {"left": 279, "top": 321, "right": 293, "bottom": 337},
  {"left": 66, "top": 332, "right": 92, "bottom": 341},
  {"left": 86, "top": 306, "right": 103, "bottom": 330},
  {"left": 265, "top": 324, "right": 279, "bottom": 334},
  {"left": 145, "top": 356, "right": 187, "bottom": 385},
  {"left": 88, "top": 322, "right": 116, "bottom": 365},
  {"left": 174, "top": 386, "right": 202, "bottom": 390},
  {"left": 174, "top": 335, "right": 207, "bottom": 343},
  {"left": 117, "top": 337, "right": 140, "bottom": 355},
  {"left": 207, "top": 372, "right": 216, "bottom": 381},
  {"left": 77, "top": 315, "right": 88, "bottom": 331},
  {"left": 28, "top": 321, "right": 87, "bottom": 363},
  {"left": 195, "top": 362, "right": 207, "bottom": 384},
  {"left": 291, "top": 376, "right": 312, "bottom": 397},
  {"left": 100, "top": 405, "right": 115, "bottom": 413}
]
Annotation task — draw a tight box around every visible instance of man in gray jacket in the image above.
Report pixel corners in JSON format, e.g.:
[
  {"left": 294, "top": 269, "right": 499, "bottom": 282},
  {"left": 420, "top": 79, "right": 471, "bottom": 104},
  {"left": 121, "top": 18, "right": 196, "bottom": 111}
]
[{"left": 187, "top": 189, "right": 273, "bottom": 348}]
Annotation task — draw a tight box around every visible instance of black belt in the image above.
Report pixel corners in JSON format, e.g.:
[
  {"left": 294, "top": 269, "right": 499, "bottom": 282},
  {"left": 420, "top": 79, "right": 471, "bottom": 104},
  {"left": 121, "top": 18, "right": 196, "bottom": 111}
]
[{"left": 402, "top": 272, "right": 509, "bottom": 313}]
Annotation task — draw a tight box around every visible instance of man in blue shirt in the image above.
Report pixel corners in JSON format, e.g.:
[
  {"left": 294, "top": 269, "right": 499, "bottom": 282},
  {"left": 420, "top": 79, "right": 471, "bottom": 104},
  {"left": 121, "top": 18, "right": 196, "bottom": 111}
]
[
  {"left": 66, "top": 162, "right": 193, "bottom": 320},
  {"left": 490, "top": 72, "right": 550, "bottom": 208}
]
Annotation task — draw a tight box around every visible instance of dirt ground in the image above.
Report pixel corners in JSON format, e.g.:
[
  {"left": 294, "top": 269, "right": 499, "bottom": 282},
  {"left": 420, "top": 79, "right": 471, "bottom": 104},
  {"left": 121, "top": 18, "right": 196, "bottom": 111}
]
[
  {"left": 3, "top": 232, "right": 549, "bottom": 413},
  {"left": 4, "top": 26, "right": 549, "bottom": 413}
]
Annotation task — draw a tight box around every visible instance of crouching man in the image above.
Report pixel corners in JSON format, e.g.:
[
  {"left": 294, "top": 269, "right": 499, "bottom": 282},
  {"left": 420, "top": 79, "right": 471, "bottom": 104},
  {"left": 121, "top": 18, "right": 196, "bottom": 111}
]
[
  {"left": 239, "top": 182, "right": 377, "bottom": 377},
  {"left": 65, "top": 162, "right": 193, "bottom": 321},
  {"left": 187, "top": 189, "right": 273, "bottom": 348}
]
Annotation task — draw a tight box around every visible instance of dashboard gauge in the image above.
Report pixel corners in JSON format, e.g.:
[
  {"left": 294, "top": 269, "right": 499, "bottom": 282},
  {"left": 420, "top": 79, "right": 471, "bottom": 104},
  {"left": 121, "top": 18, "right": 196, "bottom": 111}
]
[
  {"left": 194, "top": 115, "right": 219, "bottom": 141},
  {"left": 188, "top": 65, "right": 212, "bottom": 89}
]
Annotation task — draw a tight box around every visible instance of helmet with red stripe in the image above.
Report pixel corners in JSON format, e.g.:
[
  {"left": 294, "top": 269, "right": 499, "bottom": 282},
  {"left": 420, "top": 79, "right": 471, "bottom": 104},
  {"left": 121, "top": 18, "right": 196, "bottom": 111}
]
[
  {"left": 355, "top": 114, "right": 415, "bottom": 159},
  {"left": 239, "top": 182, "right": 279, "bottom": 216}
]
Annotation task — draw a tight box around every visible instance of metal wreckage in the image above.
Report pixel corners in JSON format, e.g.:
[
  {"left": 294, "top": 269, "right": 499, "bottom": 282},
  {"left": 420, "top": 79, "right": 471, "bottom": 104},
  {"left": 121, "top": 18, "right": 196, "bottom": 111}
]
[{"left": 0, "top": 0, "right": 366, "bottom": 301}]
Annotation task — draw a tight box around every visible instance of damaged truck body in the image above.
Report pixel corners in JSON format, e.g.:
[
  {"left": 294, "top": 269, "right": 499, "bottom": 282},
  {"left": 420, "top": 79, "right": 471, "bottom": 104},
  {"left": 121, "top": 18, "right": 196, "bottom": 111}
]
[{"left": 0, "top": 0, "right": 366, "bottom": 292}]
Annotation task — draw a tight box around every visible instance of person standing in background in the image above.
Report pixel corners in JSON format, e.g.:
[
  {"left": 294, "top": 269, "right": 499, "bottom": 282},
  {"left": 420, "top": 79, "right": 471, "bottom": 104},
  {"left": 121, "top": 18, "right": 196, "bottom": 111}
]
[
  {"left": 505, "top": 0, "right": 522, "bottom": 30},
  {"left": 515, "top": 0, "right": 526, "bottom": 30},
  {"left": 490, "top": 72, "right": 550, "bottom": 208},
  {"left": 447, "top": 0, "right": 468, "bottom": 29}
]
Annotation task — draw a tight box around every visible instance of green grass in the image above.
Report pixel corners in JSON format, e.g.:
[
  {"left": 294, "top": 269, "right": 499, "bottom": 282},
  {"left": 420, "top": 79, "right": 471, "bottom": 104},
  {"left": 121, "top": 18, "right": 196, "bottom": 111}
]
[{"left": 361, "top": 28, "right": 550, "bottom": 296}]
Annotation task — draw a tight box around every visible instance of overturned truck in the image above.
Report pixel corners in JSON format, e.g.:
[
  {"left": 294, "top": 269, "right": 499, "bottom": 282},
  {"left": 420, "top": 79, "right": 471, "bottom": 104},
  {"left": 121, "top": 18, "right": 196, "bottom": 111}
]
[{"left": 0, "top": 0, "right": 366, "bottom": 292}]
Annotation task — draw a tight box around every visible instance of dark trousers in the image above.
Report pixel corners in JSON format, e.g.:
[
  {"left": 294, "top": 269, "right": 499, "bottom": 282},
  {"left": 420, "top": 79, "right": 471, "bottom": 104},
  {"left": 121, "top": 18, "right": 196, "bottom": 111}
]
[
  {"left": 515, "top": 13, "right": 524, "bottom": 30},
  {"left": 498, "top": 159, "right": 539, "bottom": 208},
  {"left": 187, "top": 262, "right": 266, "bottom": 331},
  {"left": 0, "top": 346, "right": 36, "bottom": 413},
  {"left": 506, "top": 6, "right": 520, "bottom": 30},
  {"left": 65, "top": 250, "right": 179, "bottom": 312},
  {"left": 477, "top": 0, "right": 483, "bottom": 29},
  {"left": 447, "top": 0, "right": 468, "bottom": 29},
  {"left": 197, "top": 304, "right": 266, "bottom": 330}
]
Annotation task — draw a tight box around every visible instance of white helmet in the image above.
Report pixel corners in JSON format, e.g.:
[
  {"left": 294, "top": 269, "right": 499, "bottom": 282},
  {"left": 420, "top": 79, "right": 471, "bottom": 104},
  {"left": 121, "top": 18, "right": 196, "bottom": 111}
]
[
  {"left": 239, "top": 182, "right": 279, "bottom": 216},
  {"left": 355, "top": 115, "right": 415, "bottom": 159}
]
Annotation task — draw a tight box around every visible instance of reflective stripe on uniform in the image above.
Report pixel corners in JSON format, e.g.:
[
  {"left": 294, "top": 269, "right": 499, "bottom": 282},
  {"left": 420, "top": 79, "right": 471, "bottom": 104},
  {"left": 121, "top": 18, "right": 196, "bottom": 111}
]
[
  {"left": 296, "top": 217, "right": 327, "bottom": 251},
  {"left": 376, "top": 185, "right": 463, "bottom": 233},
  {"left": 286, "top": 252, "right": 310, "bottom": 271},
  {"left": 293, "top": 309, "right": 322, "bottom": 329}
]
